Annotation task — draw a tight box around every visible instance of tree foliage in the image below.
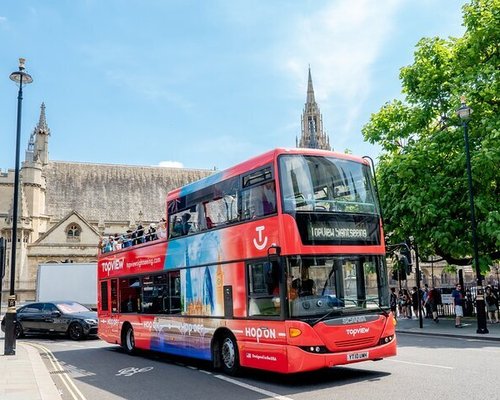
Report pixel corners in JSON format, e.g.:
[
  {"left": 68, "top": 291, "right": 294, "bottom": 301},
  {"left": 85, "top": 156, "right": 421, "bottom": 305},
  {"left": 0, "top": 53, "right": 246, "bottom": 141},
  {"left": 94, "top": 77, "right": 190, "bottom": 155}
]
[{"left": 362, "top": 0, "right": 499, "bottom": 270}]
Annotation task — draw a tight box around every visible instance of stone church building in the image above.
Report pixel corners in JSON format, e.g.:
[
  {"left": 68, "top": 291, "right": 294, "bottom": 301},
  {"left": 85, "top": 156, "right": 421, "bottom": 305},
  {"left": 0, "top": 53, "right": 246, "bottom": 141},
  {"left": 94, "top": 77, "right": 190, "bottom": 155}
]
[
  {"left": 0, "top": 103, "right": 212, "bottom": 302},
  {"left": 1, "top": 68, "right": 335, "bottom": 302}
]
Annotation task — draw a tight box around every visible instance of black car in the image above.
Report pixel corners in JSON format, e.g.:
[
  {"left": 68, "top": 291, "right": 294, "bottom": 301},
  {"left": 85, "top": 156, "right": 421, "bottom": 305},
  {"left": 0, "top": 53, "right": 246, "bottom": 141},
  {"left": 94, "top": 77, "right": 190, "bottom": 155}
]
[{"left": 1, "top": 301, "right": 98, "bottom": 340}]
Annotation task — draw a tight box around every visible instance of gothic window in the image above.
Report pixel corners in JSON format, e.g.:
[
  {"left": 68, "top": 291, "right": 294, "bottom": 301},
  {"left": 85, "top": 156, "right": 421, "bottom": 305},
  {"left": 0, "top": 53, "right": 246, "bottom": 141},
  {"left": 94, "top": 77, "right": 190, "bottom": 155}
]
[{"left": 66, "top": 223, "right": 81, "bottom": 242}]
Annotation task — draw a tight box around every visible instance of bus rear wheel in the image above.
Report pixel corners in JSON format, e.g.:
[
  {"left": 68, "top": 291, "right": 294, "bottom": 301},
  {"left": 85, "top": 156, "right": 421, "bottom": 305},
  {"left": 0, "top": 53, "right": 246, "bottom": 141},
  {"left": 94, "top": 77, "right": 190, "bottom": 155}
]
[
  {"left": 122, "top": 324, "right": 136, "bottom": 354},
  {"left": 220, "top": 334, "right": 240, "bottom": 376}
]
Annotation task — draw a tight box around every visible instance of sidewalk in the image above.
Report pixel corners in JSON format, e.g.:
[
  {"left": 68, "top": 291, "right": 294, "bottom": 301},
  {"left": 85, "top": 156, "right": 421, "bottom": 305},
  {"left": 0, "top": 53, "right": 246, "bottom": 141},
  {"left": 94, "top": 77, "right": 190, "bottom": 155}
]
[
  {"left": 0, "top": 338, "right": 62, "bottom": 400},
  {"left": 395, "top": 316, "right": 500, "bottom": 341}
]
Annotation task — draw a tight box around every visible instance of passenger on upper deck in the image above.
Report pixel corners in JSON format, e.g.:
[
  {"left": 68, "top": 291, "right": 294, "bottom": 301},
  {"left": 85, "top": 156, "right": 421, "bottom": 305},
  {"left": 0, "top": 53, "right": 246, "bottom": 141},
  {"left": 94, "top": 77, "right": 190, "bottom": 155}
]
[
  {"left": 122, "top": 230, "right": 133, "bottom": 248},
  {"left": 146, "top": 223, "right": 157, "bottom": 241},
  {"left": 157, "top": 218, "right": 167, "bottom": 239},
  {"left": 133, "top": 225, "right": 145, "bottom": 245},
  {"left": 180, "top": 213, "right": 192, "bottom": 235}
]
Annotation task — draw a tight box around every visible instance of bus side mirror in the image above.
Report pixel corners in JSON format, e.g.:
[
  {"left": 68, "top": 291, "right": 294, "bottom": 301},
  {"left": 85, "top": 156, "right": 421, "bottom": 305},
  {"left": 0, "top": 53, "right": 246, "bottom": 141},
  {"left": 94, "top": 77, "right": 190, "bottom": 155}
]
[
  {"left": 267, "top": 245, "right": 281, "bottom": 259},
  {"left": 267, "top": 245, "right": 283, "bottom": 284}
]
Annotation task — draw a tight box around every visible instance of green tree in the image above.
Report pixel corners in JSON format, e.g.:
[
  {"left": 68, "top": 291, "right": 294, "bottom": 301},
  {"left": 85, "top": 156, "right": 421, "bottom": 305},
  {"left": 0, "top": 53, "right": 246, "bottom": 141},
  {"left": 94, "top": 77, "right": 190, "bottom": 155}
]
[{"left": 363, "top": 0, "right": 499, "bottom": 270}]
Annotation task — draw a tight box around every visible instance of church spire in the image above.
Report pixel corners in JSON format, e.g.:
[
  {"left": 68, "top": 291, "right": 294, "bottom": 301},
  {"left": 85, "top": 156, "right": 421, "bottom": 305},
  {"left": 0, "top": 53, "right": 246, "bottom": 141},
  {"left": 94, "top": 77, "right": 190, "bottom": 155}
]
[
  {"left": 32, "top": 102, "right": 50, "bottom": 165},
  {"left": 37, "top": 102, "right": 49, "bottom": 134},
  {"left": 297, "top": 67, "right": 332, "bottom": 151},
  {"left": 306, "top": 65, "right": 316, "bottom": 105}
]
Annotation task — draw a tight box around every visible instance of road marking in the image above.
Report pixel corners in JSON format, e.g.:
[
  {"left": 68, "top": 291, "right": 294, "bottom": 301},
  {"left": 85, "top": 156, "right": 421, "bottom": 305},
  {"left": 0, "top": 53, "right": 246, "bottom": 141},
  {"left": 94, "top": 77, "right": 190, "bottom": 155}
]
[
  {"left": 116, "top": 366, "right": 154, "bottom": 376},
  {"left": 388, "top": 359, "right": 454, "bottom": 369},
  {"left": 199, "top": 369, "right": 212, "bottom": 375},
  {"left": 28, "top": 343, "right": 88, "bottom": 400},
  {"left": 214, "top": 374, "right": 295, "bottom": 400}
]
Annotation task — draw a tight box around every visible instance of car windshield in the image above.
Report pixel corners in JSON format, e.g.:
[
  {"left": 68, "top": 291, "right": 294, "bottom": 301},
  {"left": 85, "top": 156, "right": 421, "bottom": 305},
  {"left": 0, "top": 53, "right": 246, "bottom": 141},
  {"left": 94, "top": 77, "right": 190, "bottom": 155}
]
[
  {"left": 286, "top": 255, "right": 389, "bottom": 319},
  {"left": 56, "top": 302, "right": 90, "bottom": 314}
]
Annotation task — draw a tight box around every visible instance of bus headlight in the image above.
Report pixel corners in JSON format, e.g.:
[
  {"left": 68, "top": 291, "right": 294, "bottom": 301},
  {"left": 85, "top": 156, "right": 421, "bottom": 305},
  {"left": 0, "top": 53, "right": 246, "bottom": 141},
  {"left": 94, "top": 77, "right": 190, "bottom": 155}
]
[{"left": 379, "top": 335, "right": 394, "bottom": 345}]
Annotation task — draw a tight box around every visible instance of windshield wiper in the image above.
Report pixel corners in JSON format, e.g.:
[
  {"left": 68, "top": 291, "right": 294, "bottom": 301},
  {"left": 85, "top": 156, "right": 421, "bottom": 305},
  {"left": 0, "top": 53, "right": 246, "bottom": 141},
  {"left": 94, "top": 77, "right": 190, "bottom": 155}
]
[
  {"left": 364, "top": 297, "right": 389, "bottom": 316},
  {"left": 312, "top": 297, "right": 389, "bottom": 325},
  {"left": 311, "top": 297, "right": 358, "bottom": 325}
]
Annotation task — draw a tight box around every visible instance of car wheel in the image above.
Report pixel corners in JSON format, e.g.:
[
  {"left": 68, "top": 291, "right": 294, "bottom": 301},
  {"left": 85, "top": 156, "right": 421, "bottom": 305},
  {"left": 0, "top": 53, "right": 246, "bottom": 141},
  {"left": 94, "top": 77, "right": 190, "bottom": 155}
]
[
  {"left": 14, "top": 322, "right": 24, "bottom": 339},
  {"left": 68, "top": 322, "right": 85, "bottom": 341},
  {"left": 122, "top": 324, "right": 136, "bottom": 354},
  {"left": 219, "top": 333, "right": 240, "bottom": 376}
]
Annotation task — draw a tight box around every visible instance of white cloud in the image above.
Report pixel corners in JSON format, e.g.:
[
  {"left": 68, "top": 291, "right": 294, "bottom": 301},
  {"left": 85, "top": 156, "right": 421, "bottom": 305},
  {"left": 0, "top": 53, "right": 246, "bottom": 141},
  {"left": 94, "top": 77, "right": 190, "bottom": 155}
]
[
  {"left": 278, "top": 0, "right": 402, "bottom": 135},
  {"left": 158, "top": 160, "right": 184, "bottom": 168},
  {"left": 282, "top": 0, "right": 401, "bottom": 98}
]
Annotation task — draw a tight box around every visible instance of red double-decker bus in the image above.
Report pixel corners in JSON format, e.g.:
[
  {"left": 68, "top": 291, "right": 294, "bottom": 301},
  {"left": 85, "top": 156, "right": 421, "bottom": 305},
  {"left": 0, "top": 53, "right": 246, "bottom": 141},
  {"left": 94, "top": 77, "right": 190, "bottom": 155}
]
[{"left": 97, "top": 148, "right": 396, "bottom": 374}]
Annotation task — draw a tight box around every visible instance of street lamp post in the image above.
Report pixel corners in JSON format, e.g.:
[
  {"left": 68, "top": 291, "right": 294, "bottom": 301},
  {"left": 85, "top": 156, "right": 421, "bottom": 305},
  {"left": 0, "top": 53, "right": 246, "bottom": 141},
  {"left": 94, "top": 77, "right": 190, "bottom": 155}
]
[
  {"left": 456, "top": 97, "right": 488, "bottom": 334},
  {"left": 409, "top": 237, "right": 423, "bottom": 329},
  {"left": 4, "top": 58, "right": 33, "bottom": 356},
  {"left": 431, "top": 255, "right": 435, "bottom": 287}
]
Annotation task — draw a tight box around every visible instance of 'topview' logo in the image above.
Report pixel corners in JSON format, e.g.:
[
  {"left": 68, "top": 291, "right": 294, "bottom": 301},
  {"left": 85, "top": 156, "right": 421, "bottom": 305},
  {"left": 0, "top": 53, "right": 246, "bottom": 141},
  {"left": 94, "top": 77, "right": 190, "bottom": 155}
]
[
  {"left": 346, "top": 327, "right": 370, "bottom": 337},
  {"left": 102, "top": 258, "right": 124, "bottom": 276}
]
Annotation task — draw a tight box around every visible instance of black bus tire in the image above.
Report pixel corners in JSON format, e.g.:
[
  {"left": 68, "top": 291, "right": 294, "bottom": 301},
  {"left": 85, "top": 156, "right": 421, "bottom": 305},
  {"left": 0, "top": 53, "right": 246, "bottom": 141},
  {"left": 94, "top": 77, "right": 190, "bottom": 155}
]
[
  {"left": 220, "top": 333, "right": 240, "bottom": 376},
  {"left": 122, "top": 324, "right": 136, "bottom": 354}
]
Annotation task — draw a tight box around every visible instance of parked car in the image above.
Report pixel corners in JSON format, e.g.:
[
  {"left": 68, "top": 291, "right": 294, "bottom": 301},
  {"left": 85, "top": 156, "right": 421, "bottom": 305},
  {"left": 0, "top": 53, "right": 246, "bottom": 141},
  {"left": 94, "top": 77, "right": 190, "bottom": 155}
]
[{"left": 0, "top": 301, "right": 98, "bottom": 340}]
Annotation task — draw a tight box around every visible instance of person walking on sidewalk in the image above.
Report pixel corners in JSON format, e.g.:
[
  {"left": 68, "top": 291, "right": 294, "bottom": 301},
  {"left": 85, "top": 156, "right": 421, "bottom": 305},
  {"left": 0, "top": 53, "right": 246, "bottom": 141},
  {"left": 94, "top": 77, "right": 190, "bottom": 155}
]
[
  {"left": 423, "top": 284, "right": 431, "bottom": 318},
  {"left": 425, "top": 286, "right": 440, "bottom": 323},
  {"left": 485, "top": 286, "right": 499, "bottom": 324},
  {"left": 411, "top": 287, "right": 420, "bottom": 319},
  {"left": 452, "top": 283, "right": 464, "bottom": 328},
  {"left": 390, "top": 287, "right": 398, "bottom": 318}
]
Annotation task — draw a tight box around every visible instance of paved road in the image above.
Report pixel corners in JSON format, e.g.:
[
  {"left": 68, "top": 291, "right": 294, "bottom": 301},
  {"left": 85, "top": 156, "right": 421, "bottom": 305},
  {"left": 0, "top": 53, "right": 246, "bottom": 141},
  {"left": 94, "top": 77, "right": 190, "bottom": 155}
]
[{"left": 23, "top": 334, "right": 500, "bottom": 400}]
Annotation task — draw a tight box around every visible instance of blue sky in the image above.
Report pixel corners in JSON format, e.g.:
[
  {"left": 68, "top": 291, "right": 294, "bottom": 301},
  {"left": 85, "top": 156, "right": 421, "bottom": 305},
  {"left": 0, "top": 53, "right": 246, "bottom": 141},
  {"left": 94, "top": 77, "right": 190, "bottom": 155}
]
[{"left": 0, "top": 0, "right": 466, "bottom": 171}]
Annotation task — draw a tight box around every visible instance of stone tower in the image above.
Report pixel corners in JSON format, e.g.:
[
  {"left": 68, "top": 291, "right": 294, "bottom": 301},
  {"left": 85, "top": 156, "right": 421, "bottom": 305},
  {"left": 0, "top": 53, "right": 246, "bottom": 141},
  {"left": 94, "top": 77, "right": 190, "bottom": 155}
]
[{"left": 296, "top": 67, "right": 331, "bottom": 150}]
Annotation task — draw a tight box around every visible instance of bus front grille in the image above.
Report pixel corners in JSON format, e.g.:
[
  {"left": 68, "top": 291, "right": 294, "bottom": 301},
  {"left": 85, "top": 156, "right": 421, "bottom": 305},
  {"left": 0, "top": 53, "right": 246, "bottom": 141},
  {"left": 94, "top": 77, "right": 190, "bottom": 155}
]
[{"left": 334, "top": 337, "right": 375, "bottom": 349}]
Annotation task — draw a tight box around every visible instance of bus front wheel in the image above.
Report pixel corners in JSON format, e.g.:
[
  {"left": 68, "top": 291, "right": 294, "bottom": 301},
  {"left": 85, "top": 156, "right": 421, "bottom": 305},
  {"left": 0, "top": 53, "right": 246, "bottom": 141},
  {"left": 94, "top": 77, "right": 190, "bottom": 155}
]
[
  {"left": 220, "top": 334, "right": 240, "bottom": 376},
  {"left": 122, "top": 324, "right": 136, "bottom": 354}
]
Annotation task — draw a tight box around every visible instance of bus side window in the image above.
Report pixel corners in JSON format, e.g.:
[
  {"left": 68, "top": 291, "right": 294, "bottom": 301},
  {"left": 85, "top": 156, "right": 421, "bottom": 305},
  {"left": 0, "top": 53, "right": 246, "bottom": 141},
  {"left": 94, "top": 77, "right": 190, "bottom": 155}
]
[
  {"left": 241, "top": 182, "right": 277, "bottom": 220},
  {"left": 120, "top": 278, "right": 141, "bottom": 313},
  {"left": 247, "top": 261, "right": 280, "bottom": 317},
  {"left": 111, "top": 279, "right": 118, "bottom": 313},
  {"left": 169, "top": 271, "right": 181, "bottom": 314},
  {"left": 100, "top": 281, "right": 109, "bottom": 312}
]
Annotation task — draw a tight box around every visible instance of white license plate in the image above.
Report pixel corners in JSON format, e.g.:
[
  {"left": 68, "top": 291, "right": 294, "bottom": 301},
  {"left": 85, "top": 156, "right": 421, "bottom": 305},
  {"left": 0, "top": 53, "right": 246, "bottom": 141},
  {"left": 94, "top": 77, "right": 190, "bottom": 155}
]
[{"left": 347, "top": 351, "right": 369, "bottom": 361}]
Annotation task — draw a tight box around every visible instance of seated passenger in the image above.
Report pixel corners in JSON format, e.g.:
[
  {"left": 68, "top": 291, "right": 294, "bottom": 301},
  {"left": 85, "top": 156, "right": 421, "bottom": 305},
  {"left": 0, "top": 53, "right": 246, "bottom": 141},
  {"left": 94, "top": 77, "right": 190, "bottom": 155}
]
[
  {"left": 134, "top": 225, "right": 145, "bottom": 245},
  {"left": 181, "top": 213, "right": 192, "bottom": 235},
  {"left": 171, "top": 217, "right": 183, "bottom": 237},
  {"left": 122, "top": 230, "right": 133, "bottom": 248},
  {"left": 101, "top": 237, "right": 112, "bottom": 253},
  {"left": 157, "top": 219, "right": 167, "bottom": 239},
  {"left": 146, "top": 223, "right": 157, "bottom": 241}
]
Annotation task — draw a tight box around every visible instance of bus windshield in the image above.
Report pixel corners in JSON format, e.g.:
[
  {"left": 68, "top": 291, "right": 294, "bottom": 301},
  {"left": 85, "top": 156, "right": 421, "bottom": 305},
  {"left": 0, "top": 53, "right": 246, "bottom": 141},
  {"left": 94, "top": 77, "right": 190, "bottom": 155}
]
[
  {"left": 286, "top": 255, "right": 389, "bottom": 319},
  {"left": 279, "top": 154, "right": 378, "bottom": 215}
]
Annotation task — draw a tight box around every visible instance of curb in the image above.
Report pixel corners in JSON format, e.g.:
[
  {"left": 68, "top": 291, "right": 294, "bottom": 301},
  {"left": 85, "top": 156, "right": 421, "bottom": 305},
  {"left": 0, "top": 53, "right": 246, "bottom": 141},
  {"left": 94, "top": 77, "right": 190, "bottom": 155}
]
[
  {"left": 21, "top": 343, "right": 63, "bottom": 400},
  {"left": 396, "top": 329, "right": 500, "bottom": 342}
]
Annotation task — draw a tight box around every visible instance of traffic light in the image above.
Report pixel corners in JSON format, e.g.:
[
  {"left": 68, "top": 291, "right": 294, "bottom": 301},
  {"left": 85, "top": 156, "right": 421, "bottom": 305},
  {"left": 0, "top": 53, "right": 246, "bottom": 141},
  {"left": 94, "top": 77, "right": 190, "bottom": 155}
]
[{"left": 400, "top": 244, "right": 412, "bottom": 274}]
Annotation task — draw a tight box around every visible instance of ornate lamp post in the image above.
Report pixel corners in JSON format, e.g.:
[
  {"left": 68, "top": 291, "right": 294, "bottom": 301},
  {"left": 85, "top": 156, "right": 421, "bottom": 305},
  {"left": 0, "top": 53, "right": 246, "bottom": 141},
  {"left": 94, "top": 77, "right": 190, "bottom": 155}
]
[
  {"left": 456, "top": 96, "right": 488, "bottom": 334},
  {"left": 4, "top": 58, "right": 33, "bottom": 356}
]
